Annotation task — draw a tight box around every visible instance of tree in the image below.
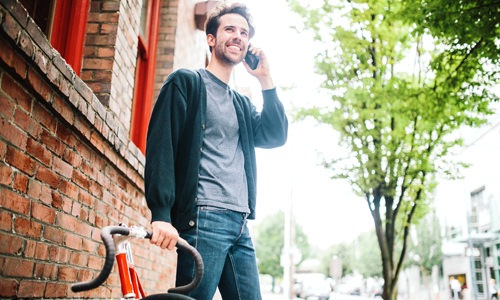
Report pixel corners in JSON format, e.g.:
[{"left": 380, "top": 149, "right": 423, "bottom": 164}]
[
  {"left": 253, "top": 211, "right": 310, "bottom": 288},
  {"left": 405, "top": 208, "right": 443, "bottom": 300},
  {"left": 289, "top": 0, "right": 497, "bottom": 299},
  {"left": 320, "top": 242, "right": 355, "bottom": 279},
  {"left": 354, "top": 231, "right": 383, "bottom": 279}
]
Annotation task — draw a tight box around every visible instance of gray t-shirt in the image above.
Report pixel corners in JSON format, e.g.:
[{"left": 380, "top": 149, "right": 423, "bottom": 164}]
[{"left": 196, "top": 69, "right": 249, "bottom": 213}]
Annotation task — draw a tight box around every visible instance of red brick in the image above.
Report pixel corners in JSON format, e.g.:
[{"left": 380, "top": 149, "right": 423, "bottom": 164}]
[
  {"left": 72, "top": 201, "right": 82, "bottom": 218},
  {"left": 62, "top": 195, "right": 73, "bottom": 213},
  {"left": 72, "top": 169, "right": 89, "bottom": 190},
  {"left": 86, "top": 58, "right": 115, "bottom": 70},
  {"left": 24, "top": 239, "right": 36, "bottom": 258},
  {"left": 74, "top": 220, "right": 93, "bottom": 238},
  {"left": 13, "top": 172, "right": 28, "bottom": 192},
  {"left": 39, "top": 184, "right": 53, "bottom": 205},
  {"left": 6, "top": 146, "right": 35, "bottom": 175},
  {"left": 0, "top": 187, "right": 30, "bottom": 214},
  {"left": 43, "top": 226, "right": 64, "bottom": 244},
  {"left": 82, "top": 238, "right": 98, "bottom": 253},
  {"left": 53, "top": 156, "right": 73, "bottom": 179},
  {"left": 3, "top": 257, "right": 34, "bottom": 277},
  {"left": 0, "top": 93, "right": 15, "bottom": 119},
  {"left": 0, "top": 164, "right": 13, "bottom": 185},
  {"left": 48, "top": 245, "right": 70, "bottom": 263},
  {"left": 58, "top": 265, "right": 77, "bottom": 281},
  {"left": 78, "top": 189, "right": 94, "bottom": 207},
  {"left": 45, "top": 282, "right": 67, "bottom": 298},
  {"left": 11, "top": 50, "right": 28, "bottom": 79},
  {"left": 89, "top": 180, "right": 103, "bottom": 199},
  {"left": 0, "top": 233, "right": 23, "bottom": 255},
  {"left": 69, "top": 251, "right": 89, "bottom": 266},
  {"left": 34, "top": 242, "right": 50, "bottom": 260},
  {"left": 0, "top": 37, "right": 14, "bottom": 67},
  {"left": 56, "top": 123, "right": 78, "bottom": 146},
  {"left": 75, "top": 142, "right": 91, "bottom": 161},
  {"left": 56, "top": 213, "right": 76, "bottom": 231},
  {"left": 27, "top": 178, "right": 42, "bottom": 200},
  {"left": 39, "top": 81, "right": 53, "bottom": 103},
  {"left": 27, "top": 68, "right": 42, "bottom": 93},
  {"left": 62, "top": 148, "right": 82, "bottom": 168},
  {"left": 1, "top": 120, "right": 29, "bottom": 151},
  {"left": 51, "top": 190, "right": 64, "bottom": 208},
  {"left": 34, "top": 262, "right": 57, "bottom": 280},
  {"left": 13, "top": 106, "right": 37, "bottom": 137},
  {"left": 32, "top": 101, "right": 57, "bottom": 133},
  {"left": 80, "top": 206, "right": 90, "bottom": 222},
  {"left": 14, "top": 217, "right": 42, "bottom": 238},
  {"left": 59, "top": 180, "right": 79, "bottom": 200},
  {"left": 1, "top": 74, "right": 31, "bottom": 110},
  {"left": 40, "top": 129, "right": 64, "bottom": 156},
  {"left": 26, "top": 138, "right": 52, "bottom": 166},
  {"left": 65, "top": 232, "right": 83, "bottom": 250},
  {"left": 17, "top": 280, "right": 45, "bottom": 298},
  {"left": 36, "top": 165, "right": 60, "bottom": 188},
  {"left": 87, "top": 255, "right": 101, "bottom": 271},
  {"left": 53, "top": 94, "right": 75, "bottom": 124},
  {"left": 0, "top": 210, "right": 13, "bottom": 231},
  {"left": 31, "top": 202, "right": 56, "bottom": 224},
  {"left": 0, "top": 278, "right": 18, "bottom": 297}
]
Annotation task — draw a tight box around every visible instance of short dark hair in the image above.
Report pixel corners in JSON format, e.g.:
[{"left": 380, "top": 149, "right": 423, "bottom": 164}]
[{"left": 205, "top": 3, "right": 255, "bottom": 39}]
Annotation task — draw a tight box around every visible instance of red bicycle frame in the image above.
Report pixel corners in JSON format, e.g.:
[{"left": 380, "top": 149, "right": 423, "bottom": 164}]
[
  {"left": 71, "top": 225, "right": 204, "bottom": 300},
  {"left": 114, "top": 231, "right": 147, "bottom": 299}
]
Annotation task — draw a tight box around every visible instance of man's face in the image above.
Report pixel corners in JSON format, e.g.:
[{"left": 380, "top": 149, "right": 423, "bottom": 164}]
[{"left": 209, "top": 13, "right": 250, "bottom": 66}]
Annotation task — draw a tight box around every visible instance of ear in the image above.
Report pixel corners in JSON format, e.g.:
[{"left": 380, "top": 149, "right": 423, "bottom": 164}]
[{"left": 207, "top": 34, "right": 216, "bottom": 48}]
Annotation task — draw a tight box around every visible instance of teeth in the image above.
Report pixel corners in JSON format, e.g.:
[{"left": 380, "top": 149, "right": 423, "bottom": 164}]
[{"left": 228, "top": 45, "right": 240, "bottom": 51}]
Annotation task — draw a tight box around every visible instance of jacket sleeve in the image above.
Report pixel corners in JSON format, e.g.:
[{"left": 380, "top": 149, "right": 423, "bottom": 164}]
[
  {"left": 253, "top": 88, "right": 288, "bottom": 148},
  {"left": 144, "top": 75, "right": 189, "bottom": 223}
]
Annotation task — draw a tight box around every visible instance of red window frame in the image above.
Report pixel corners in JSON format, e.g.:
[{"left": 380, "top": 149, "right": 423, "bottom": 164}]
[
  {"left": 50, "top": 0, "right": 90, "bottom": 76},
  {"left": 130, "top": 0, "right": 161, "bottom": 153}
]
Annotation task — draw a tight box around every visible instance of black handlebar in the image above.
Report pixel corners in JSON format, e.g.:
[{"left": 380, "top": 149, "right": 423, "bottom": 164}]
[{"left": 71, "top": 226, "right": 204, "bottom": 295}]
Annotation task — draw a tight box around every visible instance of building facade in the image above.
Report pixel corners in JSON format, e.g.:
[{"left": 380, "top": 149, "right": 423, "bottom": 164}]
[
  {"left": 437, "top": 104, "right": 500, "bottom": 300},
  {"left": 0, "top": 0, "right": 212, "bottom": 298}
]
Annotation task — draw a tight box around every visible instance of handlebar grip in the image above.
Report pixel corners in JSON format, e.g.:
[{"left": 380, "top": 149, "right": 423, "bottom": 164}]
[
  {"left": 71, "top": 226, "right": 130, "bottom": 292},
  {"left": 167, "top": 238, "right": 204, "bottom": 294},
  {"left": 71, "top": 226, "right": 204, "bottom": 295}
]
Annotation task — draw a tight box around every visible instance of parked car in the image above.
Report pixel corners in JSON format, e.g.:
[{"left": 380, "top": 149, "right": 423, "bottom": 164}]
[{"left": 299, "top": 279, "right": 332, "bottom": 300}]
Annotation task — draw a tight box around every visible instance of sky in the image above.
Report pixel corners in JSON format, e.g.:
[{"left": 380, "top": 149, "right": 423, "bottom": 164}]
[{"left": 232, "top": 0, "right": 375, "bottom": 249}]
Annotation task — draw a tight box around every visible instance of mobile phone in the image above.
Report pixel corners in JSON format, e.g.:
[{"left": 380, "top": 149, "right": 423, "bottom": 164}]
[{"left": 245, "top": 49, "right": 259, "bottom": 70}]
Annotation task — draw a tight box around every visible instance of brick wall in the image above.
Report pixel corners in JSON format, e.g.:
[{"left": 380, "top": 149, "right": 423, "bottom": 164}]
[{"left": 0, "top": 0, "right": 196, "bottom": 298}]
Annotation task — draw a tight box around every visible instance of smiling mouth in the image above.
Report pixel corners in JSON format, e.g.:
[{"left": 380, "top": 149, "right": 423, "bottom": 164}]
[{"left": 227, "top": 44, "right": 242, "bottom": 52}]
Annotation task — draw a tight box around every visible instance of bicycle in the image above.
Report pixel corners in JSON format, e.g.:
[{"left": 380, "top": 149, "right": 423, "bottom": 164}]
[{"left": 71, "top": 224, "right": 204, "bottom": 300}]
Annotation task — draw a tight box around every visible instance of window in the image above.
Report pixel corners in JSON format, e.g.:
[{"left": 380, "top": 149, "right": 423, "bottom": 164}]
[
  {"left": 130, "top": 0, "right": 161, "bottom": 153},
  {"left": 470, "top": 186, "right": 489, "bottom": 233},
  {"left": 20, "top": 0, "right": 90, "bottom": 76},
  {"left": 19, "top": 0, "right": 55, "bottom": 35}
]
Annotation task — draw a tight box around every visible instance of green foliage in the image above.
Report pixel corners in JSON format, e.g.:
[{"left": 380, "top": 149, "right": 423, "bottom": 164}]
[
  {"left": 405, "top": 209, "right": 443, "bottom": 276},
  {"left": 289, "top": 0, "right": 496, "bottom": 299},
  {"left": 354, "top": 231, "right": 383, "bottom": 278},
  {"left": 401, "top": 0, "right": 500, "bottom": 64},
  {"left": 320, "top": 242, "right": 355, "bottom": 277},
  {"left": 254, "top": 211, "right": 311, "bottom": 279}
]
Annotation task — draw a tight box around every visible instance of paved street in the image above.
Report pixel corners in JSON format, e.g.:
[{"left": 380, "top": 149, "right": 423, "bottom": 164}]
[{"left": 262, "top": 291, "right": 374, "bottom": 300}]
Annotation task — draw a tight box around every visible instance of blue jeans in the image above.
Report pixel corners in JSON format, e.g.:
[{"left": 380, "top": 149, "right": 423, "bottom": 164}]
[{"left": 176, "top": 206, "right": 262, "bottom": 300}]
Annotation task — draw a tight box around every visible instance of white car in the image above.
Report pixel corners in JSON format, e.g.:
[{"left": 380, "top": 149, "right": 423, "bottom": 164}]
[{"left": 299, "top": 279, "right": 332, "bottom": 300}]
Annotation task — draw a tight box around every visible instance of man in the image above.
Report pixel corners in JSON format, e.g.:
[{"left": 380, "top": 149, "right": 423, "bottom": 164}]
[{"left": 144, "top": 3, "right": 288, "bottom": 299}]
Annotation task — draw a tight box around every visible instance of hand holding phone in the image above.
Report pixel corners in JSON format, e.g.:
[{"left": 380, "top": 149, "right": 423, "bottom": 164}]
[{"left": 245, "top": 47, "right": 259, "bottom": 70}]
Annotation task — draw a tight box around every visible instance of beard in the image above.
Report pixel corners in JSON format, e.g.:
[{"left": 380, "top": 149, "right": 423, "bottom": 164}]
[{"left": 213, "top": 40, "right": 244, "bottom": 66}]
